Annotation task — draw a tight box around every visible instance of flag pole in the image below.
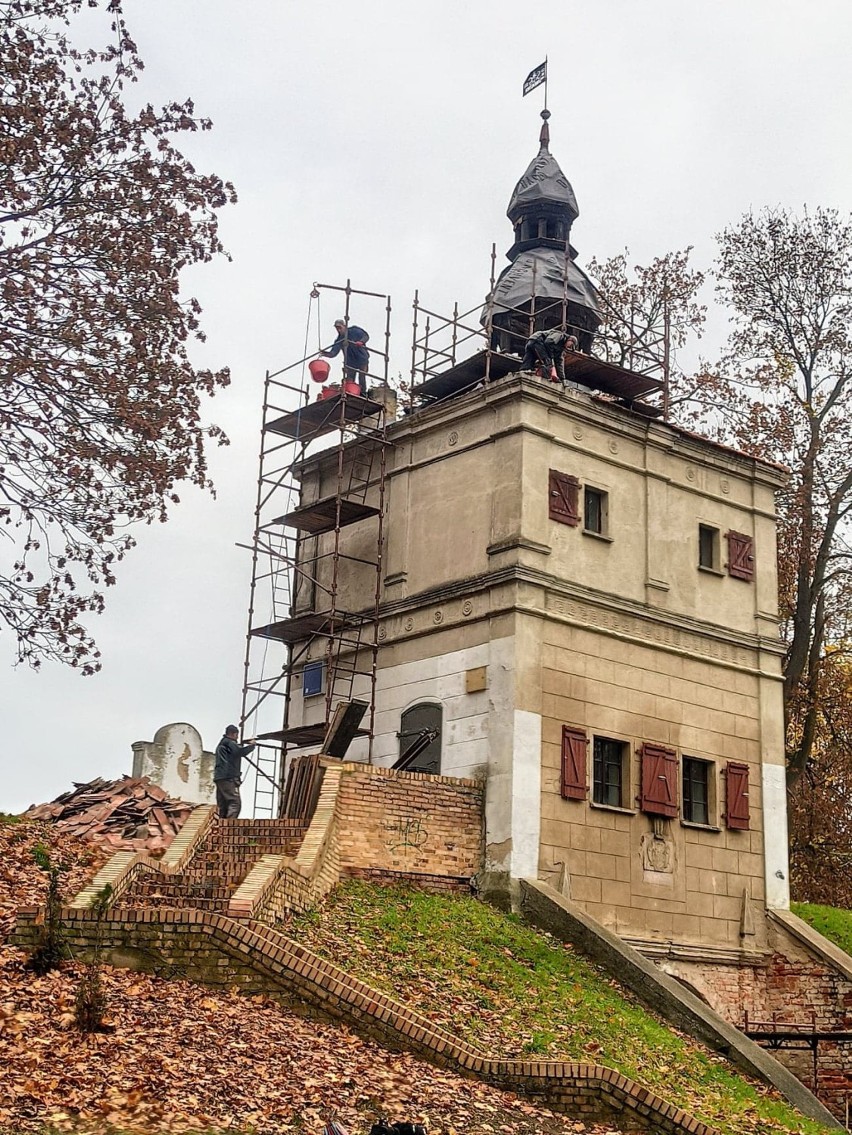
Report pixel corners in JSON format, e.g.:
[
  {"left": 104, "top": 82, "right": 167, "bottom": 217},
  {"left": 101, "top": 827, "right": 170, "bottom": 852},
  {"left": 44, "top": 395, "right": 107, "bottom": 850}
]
[{"left": 544, "top": 55, "right": 548, "bottom": 112}]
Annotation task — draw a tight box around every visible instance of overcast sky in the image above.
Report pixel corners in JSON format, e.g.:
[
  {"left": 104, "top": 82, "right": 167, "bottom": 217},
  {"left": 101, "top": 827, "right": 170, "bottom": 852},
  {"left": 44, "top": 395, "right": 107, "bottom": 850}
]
[{"left": 4, "top": 0, "right": 852, "bottom": 813}]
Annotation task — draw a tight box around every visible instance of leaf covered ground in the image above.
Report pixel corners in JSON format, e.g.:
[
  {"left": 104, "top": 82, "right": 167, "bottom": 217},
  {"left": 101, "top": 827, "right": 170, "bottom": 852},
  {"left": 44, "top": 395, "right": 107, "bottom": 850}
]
[
  {"left": 0, "top": 818, "right": 618, "bottom": 1135},
  {"left": 284, "top": 881, "right": 833, "bottom": 1135},
  {"left": 791, "top": 902, "right": 852, "bottom": 958}
]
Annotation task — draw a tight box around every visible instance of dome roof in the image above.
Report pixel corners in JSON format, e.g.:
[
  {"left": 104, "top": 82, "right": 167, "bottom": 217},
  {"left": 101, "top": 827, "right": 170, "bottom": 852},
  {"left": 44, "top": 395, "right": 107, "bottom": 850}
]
[
  {"left": 490, "top": 246, "right": 599, "bottom": 318},
  {"left": 507, "top": 143, "right": 578, "bottom": 222}
]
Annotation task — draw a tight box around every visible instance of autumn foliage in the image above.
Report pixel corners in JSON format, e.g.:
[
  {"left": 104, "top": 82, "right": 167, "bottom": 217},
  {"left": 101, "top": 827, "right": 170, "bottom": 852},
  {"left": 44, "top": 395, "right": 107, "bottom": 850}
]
[
  {"left": 0, "top": 0, "right": 236, "bottom": 672},
  {"left": 0, "top": 822, "right": 610, "bottom": 1135}
]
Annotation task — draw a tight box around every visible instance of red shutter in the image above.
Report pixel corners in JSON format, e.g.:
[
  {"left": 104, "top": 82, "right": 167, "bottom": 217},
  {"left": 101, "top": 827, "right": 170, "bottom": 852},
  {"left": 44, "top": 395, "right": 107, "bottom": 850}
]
[
  {"left": 561, "top": 727, "right": 587, "bottom": 800},
  {"left": 549, "top": 470, "right": 580, "bottom": 526},
  {"left": 726, "top": 531, "right": 755, "bottom": 582},
  {"left": 640, "top": 743, "right": 678, "bottom": 817},
  {"left": 725, "top": 762, "right": 750, "bottom": 830}
]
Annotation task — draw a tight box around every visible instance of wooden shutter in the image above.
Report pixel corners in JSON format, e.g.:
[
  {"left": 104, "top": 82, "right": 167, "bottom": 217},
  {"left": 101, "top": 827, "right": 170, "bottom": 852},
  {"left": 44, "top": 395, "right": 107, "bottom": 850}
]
[
  {"left": 725, "top": 762, "right": 750, "bottom": 830},
  {"left": 549, "top": 470, "right": 580, "bottom": 526},
  {"left": 640, "top": 743, "right": 678, "bottom": 817},
  {"left": 561, "top": 727, "right": 587, "bottom": 800},
  {"left": 725, "top": 531, "right": 755, "bottom": 582}
]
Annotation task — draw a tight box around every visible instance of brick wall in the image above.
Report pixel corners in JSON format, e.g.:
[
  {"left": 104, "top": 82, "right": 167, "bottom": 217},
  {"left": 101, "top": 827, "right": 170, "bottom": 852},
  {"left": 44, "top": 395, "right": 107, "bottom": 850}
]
[
  {"left": 666, "top": 922, "right": 852, "bottom": 1122},
  {"left": 335, "top": 762, "right": 483, "bottom": 881},
  {"left": 226, "top": 763, "right": 484, "bottom": 920},
  {"left": 12, "top": 905, "right": 717, "bottom": 1135}
]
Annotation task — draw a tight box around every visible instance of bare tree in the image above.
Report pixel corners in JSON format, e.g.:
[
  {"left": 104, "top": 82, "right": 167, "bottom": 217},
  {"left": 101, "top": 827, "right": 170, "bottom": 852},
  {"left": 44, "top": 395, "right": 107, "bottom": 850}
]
[
  {"left": 586, "top": 247, "right": 706, "bottom": 415},
  {"left": 1, "top": 0, "right": 236, "bottom": 672},
  {"left": 710, "top": 208, "right": 852, "bottom": 785}
]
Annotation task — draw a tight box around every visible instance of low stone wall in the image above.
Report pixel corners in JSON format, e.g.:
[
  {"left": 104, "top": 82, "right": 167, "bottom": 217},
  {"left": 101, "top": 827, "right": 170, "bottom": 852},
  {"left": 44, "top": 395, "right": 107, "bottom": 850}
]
[{"left": 13, "top": 905, "right": 718, "bottom": 1135}]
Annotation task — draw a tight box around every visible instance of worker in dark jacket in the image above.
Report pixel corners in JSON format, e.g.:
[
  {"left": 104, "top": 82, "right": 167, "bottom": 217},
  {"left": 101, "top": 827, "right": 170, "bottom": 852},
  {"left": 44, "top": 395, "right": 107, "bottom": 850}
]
[
  {"left": 321, "top": 318, "right": 370, "bottom": 395},
  {"left": 521, "top": 328, "right": 578, "bottom": 384},
  {"left": 214, "top": 725, "right": 256, "bottom": 819}
]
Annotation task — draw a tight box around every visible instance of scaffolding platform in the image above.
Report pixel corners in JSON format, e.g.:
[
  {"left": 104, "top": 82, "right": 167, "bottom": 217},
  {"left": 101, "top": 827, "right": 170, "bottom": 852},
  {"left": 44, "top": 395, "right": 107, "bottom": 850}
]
[
  {"left": 411, "top": 349, "right": 517, "bottom": 402},
  {"left": 265, "top": 392, "right": 384, "bottom": 440},
  {"left": 251, "top": 611, "right": 349, "bottom": 644},
  {"left": 410, "top": 347, "right": 663, "bottom": 408},
  {"left": 563, "top": 351, "right": 663, "bottom": 400},
  {"left": 272, "top": 495, "right": 380, "bottom": 536}
]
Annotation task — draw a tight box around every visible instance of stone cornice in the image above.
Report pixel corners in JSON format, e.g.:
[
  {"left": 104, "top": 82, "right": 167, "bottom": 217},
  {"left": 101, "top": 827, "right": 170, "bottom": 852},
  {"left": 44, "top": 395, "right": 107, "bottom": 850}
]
[
  {"left": 387, "top": 373, "right": 787, "bottom": 491},
  {"left": 367, "top": 564, "right": 785, "bottom": 672}
]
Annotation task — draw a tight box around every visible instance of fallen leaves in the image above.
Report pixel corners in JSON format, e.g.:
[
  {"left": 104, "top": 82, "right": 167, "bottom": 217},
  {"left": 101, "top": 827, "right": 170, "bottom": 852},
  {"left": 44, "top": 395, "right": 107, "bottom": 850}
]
[{"left": 0, "top": 818, "right": 612, "bottom": 1135}]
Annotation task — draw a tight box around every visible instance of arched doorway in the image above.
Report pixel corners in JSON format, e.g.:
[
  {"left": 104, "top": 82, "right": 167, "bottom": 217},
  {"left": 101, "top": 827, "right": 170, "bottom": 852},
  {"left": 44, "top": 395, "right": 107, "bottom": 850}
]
[{"left": 398, "top": 703, "right": 442, "bottom": 774}]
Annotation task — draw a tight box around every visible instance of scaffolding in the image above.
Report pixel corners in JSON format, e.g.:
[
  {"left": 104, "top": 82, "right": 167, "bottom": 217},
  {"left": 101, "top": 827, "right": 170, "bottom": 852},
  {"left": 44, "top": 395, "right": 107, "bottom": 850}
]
[
  {"left": 240, "top": 281, "right": 392, "bottom": 818},
  {"left": 239, "top": 249, "right": 669, "bottom": 818},
  {"left": 408, "top": 243, "right": 667, "bottom": 413}
]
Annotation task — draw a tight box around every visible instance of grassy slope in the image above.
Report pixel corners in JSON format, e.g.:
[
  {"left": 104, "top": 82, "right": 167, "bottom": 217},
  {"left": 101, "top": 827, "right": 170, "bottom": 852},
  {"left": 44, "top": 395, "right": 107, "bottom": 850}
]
[
  {"left": 286, "top": 882, "right": 833, "bottom": 1135},
  {"left": 791, "top": 902, "right": 852, "bottom": 957}
]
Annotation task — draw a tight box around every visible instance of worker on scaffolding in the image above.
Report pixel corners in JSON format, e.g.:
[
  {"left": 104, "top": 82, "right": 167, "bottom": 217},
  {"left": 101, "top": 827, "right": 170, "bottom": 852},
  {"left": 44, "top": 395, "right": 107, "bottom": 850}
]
[
  {"left": 321, "top": 318, "right": 371, "bottom": 395},
  {"left": 521, "top": 328, "right": 579, "bottom": 384},
  {"left": 214, "top": 725, "right": 256, "bottom": 819}
]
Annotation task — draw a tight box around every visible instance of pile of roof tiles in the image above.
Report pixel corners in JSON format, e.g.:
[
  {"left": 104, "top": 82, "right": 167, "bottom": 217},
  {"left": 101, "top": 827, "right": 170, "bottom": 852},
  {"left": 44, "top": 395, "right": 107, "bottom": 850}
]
[{"left": 24, "top": 776, "right": 194, "bottom": 851}]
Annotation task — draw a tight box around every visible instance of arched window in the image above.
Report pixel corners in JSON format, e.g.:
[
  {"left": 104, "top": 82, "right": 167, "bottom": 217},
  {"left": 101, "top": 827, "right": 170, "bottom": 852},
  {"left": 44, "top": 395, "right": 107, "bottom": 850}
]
[{"left": 398, "top": 703, "right": 442, "bottom": 774}]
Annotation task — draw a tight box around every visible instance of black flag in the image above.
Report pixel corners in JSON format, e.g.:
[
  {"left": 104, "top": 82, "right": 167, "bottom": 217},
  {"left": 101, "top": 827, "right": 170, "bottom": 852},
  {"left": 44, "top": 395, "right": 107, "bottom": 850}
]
[{"left": 523, "top": 61, "right": 546, "bottom": 97}]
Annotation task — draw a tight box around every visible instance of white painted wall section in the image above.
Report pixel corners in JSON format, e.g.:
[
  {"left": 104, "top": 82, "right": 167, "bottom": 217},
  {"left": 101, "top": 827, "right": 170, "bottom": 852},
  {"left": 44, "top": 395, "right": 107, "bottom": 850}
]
[
  {"left": 131, "top": 722, "right": 216, "bottom": 805},
  {"left": 762, "top": 762, "right": 791, "bottom": 909},
  {"left": 510, "top": 708, "right": 542, "bottom": 878}
]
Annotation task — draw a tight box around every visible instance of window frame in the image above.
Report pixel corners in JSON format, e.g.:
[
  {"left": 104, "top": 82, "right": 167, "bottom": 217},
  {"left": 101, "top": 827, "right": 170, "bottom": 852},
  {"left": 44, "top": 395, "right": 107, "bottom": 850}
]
[
  {"left": 591, "top": 734, "right": 630, "bottom": 810},
  {"left": 681, "top": 755, "right": 718, "bottom": 829},
  {"left": 583, "top": 485, "right": 610, "bottom": 539},
  {"left": 698, "top": 524, "right": 722, "bottom": 573}
]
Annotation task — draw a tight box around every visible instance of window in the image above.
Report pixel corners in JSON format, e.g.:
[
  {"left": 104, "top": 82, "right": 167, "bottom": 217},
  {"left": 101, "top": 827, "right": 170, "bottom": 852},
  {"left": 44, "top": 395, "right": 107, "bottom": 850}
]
[
  {"left": 398, "top": 702, "right": 442, "bottom": 774},
  {"left": 584, "top": 487, "right": 608, "bottom": 535},
  {"left": 682, "top": 757, "right": 712, "bottom": 825},
  {"left": 593, "top": 736, "right": 628, "bottom": 808},
  {"left": 698, "top": 524, "right": 720, "bottom": 571},
  {"left": 302, "top": 661, "right": 324, "bottom": 698}
]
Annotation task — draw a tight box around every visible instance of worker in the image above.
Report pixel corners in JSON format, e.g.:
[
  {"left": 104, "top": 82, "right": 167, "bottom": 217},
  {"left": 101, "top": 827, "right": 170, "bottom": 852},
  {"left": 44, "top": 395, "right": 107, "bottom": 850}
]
[
  {"left": 213, "top": 725, "right": 256, "bottom": 819},
  {"left": 321, "top": 318, "right": 370, "bottom": 395},
  {"left": 521, "top": 328, "right": 579, "bottom": 384}
]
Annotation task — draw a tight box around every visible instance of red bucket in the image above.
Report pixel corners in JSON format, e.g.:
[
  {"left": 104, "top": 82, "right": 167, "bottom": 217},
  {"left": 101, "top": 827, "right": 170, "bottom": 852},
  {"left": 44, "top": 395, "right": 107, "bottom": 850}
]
[
  {"left": 319, "top": 383, "right": 340, "bottom": 401},
  {"left": 343, "top": 380, "right": 362, "bottom": 397},
  {"left": 309, "top": 358, "right": 330, "bottom": 384}
]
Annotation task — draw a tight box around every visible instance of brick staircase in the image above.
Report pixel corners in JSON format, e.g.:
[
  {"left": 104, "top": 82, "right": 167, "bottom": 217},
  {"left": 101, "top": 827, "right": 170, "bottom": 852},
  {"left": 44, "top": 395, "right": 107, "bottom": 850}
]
[{"left": 122, "top": 819, "right": 308, "bottom": 913}]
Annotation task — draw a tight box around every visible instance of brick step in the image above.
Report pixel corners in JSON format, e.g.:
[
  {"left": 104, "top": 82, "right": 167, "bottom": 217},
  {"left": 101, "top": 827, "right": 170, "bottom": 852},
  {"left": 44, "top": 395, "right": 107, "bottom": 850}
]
[{"left": 121, "top": 893, "right": 233, "bottom": 912}]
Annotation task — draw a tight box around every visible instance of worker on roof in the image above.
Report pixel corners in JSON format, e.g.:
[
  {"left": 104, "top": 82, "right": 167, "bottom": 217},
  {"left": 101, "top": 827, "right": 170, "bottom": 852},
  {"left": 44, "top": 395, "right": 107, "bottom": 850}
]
[
  {"left": 521, "top": 328, "right": 579, "bottom": 385},
  {"left": 213, "top": 725, "right": 256, "bottom": 819},
  {"left": 321, "top": 318, "right": 370, "bottom": 395}
]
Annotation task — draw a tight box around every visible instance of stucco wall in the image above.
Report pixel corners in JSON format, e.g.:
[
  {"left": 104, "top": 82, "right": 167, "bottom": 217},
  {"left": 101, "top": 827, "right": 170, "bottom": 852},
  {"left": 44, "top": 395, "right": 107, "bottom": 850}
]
[
  {"left": 290, "top": 375, "right": 788, "bottom": 924},
  {"left": 536, "top": 615, "right": 779, "bottom": 949}
]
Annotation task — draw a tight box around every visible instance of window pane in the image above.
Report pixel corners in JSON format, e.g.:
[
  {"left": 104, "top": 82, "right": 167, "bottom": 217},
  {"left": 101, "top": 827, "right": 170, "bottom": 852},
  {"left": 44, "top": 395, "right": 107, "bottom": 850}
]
[
  {"left": 302, "top": 661, "right": 324, "bottom": 697},
  {"left": 593, "top": 737, "right": 623, "bottom": 807},
  {"left": 585, "top": 490, "right": 602, "bottom": 533},
  {"left": 683, "top": 758, "right": 710, "bottom": 825},
  {"left": 699, "top": 526, "right": 716, "bottom": 569}
]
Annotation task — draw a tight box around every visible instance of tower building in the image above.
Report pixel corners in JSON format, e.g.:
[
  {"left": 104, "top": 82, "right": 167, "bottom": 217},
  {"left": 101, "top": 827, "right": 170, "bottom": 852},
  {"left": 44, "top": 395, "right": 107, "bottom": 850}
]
[{"left": 255, "top": 113, "right": 790, "bottom": 966}]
